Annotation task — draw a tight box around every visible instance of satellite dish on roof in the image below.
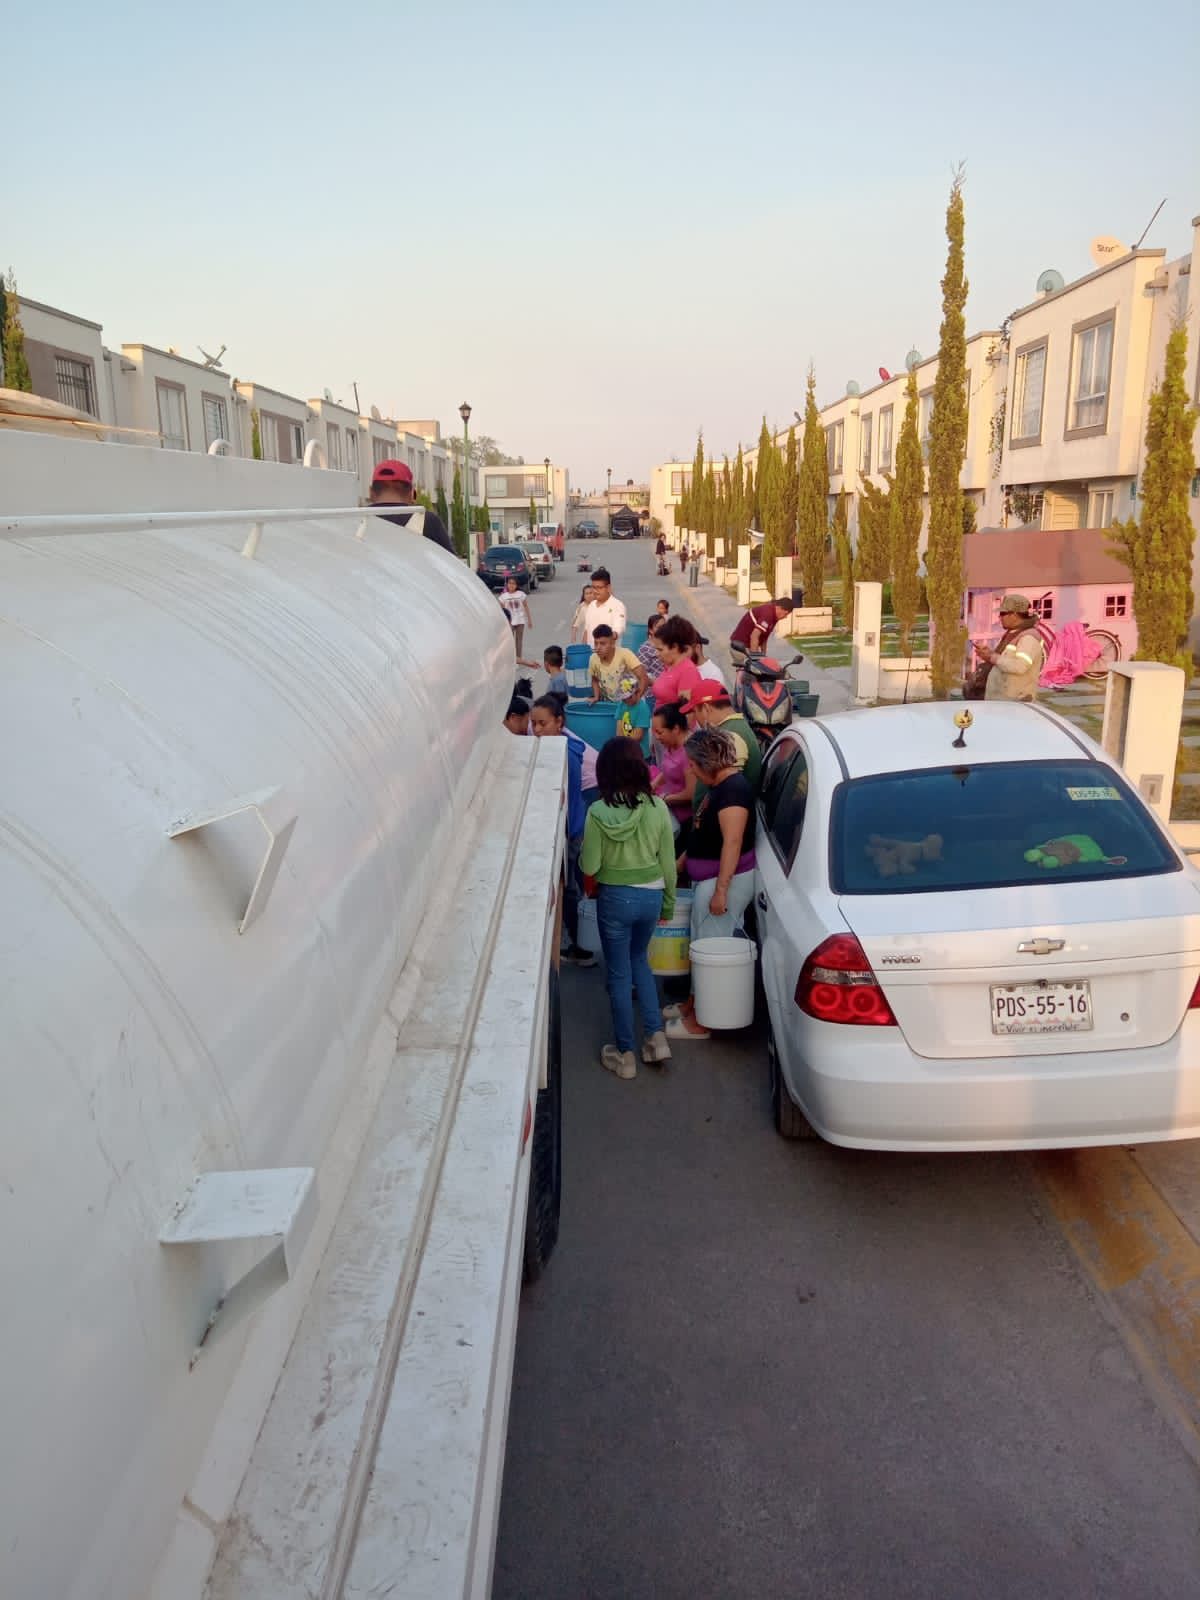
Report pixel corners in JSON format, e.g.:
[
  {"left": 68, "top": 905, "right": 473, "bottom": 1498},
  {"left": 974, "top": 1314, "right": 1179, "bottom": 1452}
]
[
  {"left": 904, "top": 348, "right": 922, "bottom": 371},
  {"left": 323, "top": 387, "right": 334, "bottom": 402},
  {"left": 370, "top": 405, "right": 382, "bottom": 420},
  {"left": 1090, "top": 235, "right": 1129, "bottom": 269},
  {"left": 845, "top": 380, "right": 860, "bottom": 397},
  {"left": 1036, "top": 268, "right": 1065, "bottom": 296}
]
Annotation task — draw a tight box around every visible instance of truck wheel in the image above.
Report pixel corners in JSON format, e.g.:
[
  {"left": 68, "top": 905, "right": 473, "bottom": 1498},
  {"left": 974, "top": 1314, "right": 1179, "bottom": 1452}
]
[
  {"left": 768, "top": 1019, "right": 817, "bottom": 1141},
  {"left": 523, "top": 965, "right": 563, "bottom": 1282}
]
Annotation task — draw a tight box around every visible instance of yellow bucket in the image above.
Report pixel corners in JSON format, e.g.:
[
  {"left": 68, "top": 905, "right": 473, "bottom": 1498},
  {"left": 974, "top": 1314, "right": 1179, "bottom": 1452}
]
[{"left": 649, "top": 890, "right": 694, "bottom": 976}]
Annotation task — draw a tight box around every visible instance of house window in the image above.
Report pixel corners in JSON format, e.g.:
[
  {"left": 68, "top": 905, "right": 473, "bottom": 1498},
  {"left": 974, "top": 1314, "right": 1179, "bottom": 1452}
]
[
  {"left": 1011, "top": 342, "right": 1047, "bottom": 444},
  {"left": 326, "top": 421, "right": 343, "bottom": 470},
  {"left": 258, "top": 411, "right": 279, "bottom": 461},
  {"left": 435, "top": 458, "right": 446, "bottom": 488},
  {"left": 878, "top": 405, "right": 893, "bottom": 470},
  {"left": 919, "top": 391, "right": 933, "bottom": 456},
  {"left": 345, "top": 427, "right": 358, "bottom": 474},
  {"left": 1031, "top": 594, "right": 1054, "bottom": 621},
  {"left": 1088, "top": 489, "right": 1115, "bottom": 529},
  {"left": 156, "top": 381, "right": 188, "bottom": 450},
  {"left": 825, "top": 421, "right": 843, "bottom": 474},
  {"left": 670, "top": 469, "right": 692, "bottom": 495},
  {"left": 859, "top": 413, "right": 873, "bottom": 475},
  {"left": 523, "top": 473, "right": 547, "bottom": 497},
  {"left": 54, "top": 355, "right": 96, "bottom": 416},
  {"left": 202, "top": 393, "right": 229, "bottom": 449},
  {"left": 1105, "top": 593, "right": 1128, "bottom": 618},
  {"left": 1068, "top": 315, "right": 1114, "bottom": 434},
  {"left": 292, "top": 423, "right": 305, "bottom": 462},
  {"left": 373, "top": 436, "right": 393, "bottom": 467}
]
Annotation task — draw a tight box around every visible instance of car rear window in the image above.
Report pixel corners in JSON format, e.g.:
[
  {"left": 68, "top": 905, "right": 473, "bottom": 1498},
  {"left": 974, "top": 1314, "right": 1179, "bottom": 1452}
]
[
  {"left": 484, "top": 548, "right": 520, "bottom": 563},
  {"left": 831, "top": 760, "right": 1179, "bottom": 895}
]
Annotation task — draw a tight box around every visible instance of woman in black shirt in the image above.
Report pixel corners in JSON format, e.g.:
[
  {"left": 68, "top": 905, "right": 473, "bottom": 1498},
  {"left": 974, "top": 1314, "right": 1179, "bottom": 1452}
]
[{"left": 665, "top": 727, "right": 757, "bottom": 1041}]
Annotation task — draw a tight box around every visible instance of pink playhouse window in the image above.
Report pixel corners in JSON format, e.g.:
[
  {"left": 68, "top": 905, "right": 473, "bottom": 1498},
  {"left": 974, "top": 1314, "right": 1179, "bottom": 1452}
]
[
  {"left": 1105, "top": 593, "right": 1128, "bottom": 618},
  {"left": 1031, "top": 595, "right": 1054, "bottom": 621}
]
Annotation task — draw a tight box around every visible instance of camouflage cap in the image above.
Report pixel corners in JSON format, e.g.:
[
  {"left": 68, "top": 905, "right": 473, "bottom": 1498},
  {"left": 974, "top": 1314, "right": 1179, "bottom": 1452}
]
[{"left": 999, "top": 593, "right": 1032, "bottom": 615}]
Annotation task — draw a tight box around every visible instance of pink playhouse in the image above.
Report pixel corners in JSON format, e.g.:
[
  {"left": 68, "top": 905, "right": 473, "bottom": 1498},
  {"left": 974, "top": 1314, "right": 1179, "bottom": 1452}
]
[{"left": 963, "top": 528, "right": 1137, "bottom": 682}]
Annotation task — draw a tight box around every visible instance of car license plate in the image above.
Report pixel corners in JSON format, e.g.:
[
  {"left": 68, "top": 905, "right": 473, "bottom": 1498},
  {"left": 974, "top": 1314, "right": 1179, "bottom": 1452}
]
[{"left": 990, "top": 981, "right": 1092, "bottom": 1035}]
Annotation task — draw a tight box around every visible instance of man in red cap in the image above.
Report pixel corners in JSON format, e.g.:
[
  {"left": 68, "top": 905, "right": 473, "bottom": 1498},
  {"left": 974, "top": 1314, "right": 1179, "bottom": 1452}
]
[
  {"left": 368, "top": 459, "right": 454, "bottom": 553},
  {"left": 679, "top": 681, "right": 762, "bottom": 794}
]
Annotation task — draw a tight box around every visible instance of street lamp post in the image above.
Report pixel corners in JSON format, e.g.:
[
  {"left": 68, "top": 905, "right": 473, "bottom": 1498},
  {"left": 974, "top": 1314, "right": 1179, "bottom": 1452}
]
[
  {"left": 606, "top": 466, "right": 612, "bottom": 536},
  {"left": 458, "top": 402, "right": 472, "bottom": 553},
  {"left": 543, "top": 456, "right": 551, "bottom": 531}
]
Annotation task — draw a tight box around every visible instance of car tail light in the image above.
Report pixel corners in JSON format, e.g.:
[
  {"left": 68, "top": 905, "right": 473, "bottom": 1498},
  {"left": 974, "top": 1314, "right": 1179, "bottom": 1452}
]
[
  {"left": 795, "top": 933, "right": 896, "bottom": 1027},
  {"left": 1189, "top": 975, "right": 1200, "bottom": 1009}
]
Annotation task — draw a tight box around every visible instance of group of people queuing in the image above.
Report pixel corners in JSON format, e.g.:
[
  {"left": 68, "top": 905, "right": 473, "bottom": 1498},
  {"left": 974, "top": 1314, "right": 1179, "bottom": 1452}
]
[{"left": 503, "top": 567, "right": 800, "bottom": 1077}]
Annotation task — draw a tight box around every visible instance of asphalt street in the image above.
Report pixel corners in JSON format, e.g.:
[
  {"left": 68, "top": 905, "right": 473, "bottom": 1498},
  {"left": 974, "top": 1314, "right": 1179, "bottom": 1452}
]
[{"left": 494, "top": 540, "right": 1200, "bottom": 1600}]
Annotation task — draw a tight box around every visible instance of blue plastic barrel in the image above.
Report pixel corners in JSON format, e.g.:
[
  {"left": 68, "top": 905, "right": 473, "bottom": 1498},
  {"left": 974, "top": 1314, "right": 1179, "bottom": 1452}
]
[
  {"left": 565, "top": 702, "right": 619, "bottom": 750},
  {"left": 624, "top": 621, "right": 648, "bottom": 653},
  {"left": 564, "top": 643, "right": 592, "bottom": 699}
]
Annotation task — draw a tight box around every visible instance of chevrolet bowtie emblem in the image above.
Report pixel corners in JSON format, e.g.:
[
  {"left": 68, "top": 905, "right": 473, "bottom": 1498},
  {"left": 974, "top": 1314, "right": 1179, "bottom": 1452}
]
[{"left": 1017, "top": 937, "right": 1066, "bottom": 956}]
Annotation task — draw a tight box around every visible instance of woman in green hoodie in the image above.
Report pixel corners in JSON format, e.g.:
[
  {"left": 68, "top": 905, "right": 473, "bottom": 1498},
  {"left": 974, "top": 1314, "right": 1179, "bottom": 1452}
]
[{"left": 581, "top": 737, "right": 677, "bottom": 1080}]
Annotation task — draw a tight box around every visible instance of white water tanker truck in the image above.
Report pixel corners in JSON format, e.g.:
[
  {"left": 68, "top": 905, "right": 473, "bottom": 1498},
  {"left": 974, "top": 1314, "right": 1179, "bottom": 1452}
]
[{"left": 0, "top": 437, "right": 566, "bottom": 1600}]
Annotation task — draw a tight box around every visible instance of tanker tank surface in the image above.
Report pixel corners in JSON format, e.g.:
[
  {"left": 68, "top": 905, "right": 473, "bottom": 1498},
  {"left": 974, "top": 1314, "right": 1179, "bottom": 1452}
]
[{"left": 0, "top": 500, "right": 567, "bottom": 1600}]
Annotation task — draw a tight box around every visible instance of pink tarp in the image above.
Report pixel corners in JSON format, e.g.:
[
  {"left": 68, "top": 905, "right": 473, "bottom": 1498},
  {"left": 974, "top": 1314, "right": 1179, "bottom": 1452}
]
[{"left": 1040, "top": 620, "right": 1102, "bottom": 687}]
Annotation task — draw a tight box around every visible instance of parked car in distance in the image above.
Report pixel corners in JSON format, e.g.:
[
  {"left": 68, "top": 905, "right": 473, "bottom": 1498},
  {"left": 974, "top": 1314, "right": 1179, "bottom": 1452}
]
[
  {"left": 609, "top": 510, "right": 642, "bottom": 539},
  {"left": 755, "top": 701, "right": 1200, "bottom": 1153},
  {"left": 574, "top": 520, "right": 600, "bottom": 538},
  {"left": 518, "top": 540, "right": 555, "bottom": 580},
  {"left": 477, "top": 545, "right": 533, "bottom": 592}
]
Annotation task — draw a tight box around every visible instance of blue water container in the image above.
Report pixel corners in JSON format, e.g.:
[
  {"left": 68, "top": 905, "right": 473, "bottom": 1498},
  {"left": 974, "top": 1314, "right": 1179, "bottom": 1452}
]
[
  {"left": 624, "top": 621, "right": 648, "bottom": 653},
  {"left": 564, "top": 643, "right": 592, "bottom": 699},
  {"left": 565, "top": 701, "right": 619, "bottom": 750}
]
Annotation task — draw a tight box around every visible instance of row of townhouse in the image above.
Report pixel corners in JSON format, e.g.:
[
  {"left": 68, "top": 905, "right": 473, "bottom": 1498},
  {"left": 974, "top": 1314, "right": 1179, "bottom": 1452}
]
[
  {"left": 6, "top": 294, "right": 567, "bottom": 528},
  {"left": 651, "top": 214, "right": 1200, "bottom": 628}
]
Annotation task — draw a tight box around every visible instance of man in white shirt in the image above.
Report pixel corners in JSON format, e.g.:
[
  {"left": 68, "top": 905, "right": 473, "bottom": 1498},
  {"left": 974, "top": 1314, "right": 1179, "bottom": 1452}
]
[
  {"left": 582, "top": 567, "right": 627, "bottom": 644},
  {"left": 691, "top": 634, "right": 729, "bottom": 689}
]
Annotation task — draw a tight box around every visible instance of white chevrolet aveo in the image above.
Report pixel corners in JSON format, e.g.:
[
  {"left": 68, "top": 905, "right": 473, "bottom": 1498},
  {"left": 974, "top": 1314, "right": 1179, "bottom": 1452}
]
[{"left": 755, "top": 702, "right": 1200, "bottom": 1151}]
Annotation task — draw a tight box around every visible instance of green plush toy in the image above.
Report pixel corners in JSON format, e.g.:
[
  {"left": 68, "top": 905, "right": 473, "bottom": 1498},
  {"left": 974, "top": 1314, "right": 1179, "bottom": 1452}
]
[{"left": 1024, "top": 834, "right": 1125, "bottom": 869}]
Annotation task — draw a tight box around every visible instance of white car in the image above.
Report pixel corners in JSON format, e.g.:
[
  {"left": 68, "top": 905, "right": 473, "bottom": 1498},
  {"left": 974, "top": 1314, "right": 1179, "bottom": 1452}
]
[{"left": 755, "top": 702, "right": 1200, "bottom": 1152}]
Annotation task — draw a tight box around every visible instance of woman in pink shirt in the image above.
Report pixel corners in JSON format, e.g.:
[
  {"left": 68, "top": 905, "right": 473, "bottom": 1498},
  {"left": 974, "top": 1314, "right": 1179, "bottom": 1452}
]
[
  {"left": 650, "top": 615, "right": 704, "bottom": 710},
  {"left": 650, "top": 703, "right": 695, "bottom": 845}
]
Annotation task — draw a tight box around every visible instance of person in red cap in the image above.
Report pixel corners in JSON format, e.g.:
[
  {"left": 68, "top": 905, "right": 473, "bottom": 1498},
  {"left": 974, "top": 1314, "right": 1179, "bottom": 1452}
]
[
  {"left": 368, "top": 459, "right": 454, "bottom": 553},
  {"left": 678, "top": 681, "right": 762, "bottom": 794}
]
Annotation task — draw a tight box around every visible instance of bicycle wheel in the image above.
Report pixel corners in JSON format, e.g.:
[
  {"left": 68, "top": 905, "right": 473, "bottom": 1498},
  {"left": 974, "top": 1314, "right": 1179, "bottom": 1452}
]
[{"left": 1083, "top": 629, "right": 1121, "bottom": 681}]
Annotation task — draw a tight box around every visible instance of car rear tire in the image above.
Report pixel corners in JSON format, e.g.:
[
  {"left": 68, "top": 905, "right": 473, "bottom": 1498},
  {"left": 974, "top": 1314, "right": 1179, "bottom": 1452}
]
[
  {"left": 768, "top": 1018, "right": 817, "bottom": 1141},
  {"left": 523, "top": 965, "right": 563, "bottom": 1282}
]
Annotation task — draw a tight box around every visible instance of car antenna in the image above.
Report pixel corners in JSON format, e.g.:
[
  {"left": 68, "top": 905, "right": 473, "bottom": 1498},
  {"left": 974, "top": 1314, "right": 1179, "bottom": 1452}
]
[{"left": 952, "top": 709, "right": 973, "bottom": 750}]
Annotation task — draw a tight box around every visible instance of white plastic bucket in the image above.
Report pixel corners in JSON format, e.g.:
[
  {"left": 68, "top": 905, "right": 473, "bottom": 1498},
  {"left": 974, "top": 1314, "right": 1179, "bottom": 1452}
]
[
  {"left": 577, "top": 896, "right": 602, "bottom": 955},
  {"left": 648, "top": 889, "right": 694, "bottom": 976},
  {"left": 690, "top": 936, "right": 756, "bottom": 1030}
]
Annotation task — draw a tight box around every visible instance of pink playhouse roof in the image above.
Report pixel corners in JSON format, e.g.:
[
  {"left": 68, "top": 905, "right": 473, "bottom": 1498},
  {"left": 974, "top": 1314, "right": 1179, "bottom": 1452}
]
[{"left": 965, "top": 528, "right": 1131, "bottom": 591}]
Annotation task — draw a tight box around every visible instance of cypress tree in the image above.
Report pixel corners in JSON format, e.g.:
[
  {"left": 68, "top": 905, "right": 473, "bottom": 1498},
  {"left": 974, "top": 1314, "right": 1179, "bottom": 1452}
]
[
  {"left": 451, "top": 466, "right": 468, "bottom": 558},
  {"left": 757, "top": 419, "right": 781, "bottom": 572},
  {"left": 250, "top": 410, "right": 263, "bottom": 461},
  {"left": 689, "top": 431, "right": 705, "bottom": 550},
  {"left": 704, "top": 462, "right": 718, "bottom": 557},
  {"left": 797, "top": 368, "right": 828, "bottom": 604},
  {"left": 528, "top": 495, "right": 538, "bottom": 534},
  {"left": 1111, "top": 324, "right": 1199, "bottom": 670},
  {"left": 721, "top": 456, "right": 732, "bottom": 557},
  {"left": 925, "top": 169, "right": 970, "bottom": 697},
  {"left": 832, "top": 491, "right": 854, "bottom": 631},
  {"left": 890, "top": 369, "right": 924, "bottom": 650},
  {"left": 3, "top": 271, "right": 32, "bottom": 392},
  {"left": 436, "top": 483, "right": 450, "bottom": 533},
  {"left": 782, "top": 425, "right": 799, "bottom": 557},
  {"left": 731, "top": 444, "right": 746, "bottom": 549},
  {"left": 857, "top": 474, "right": 893, "bottom": 583}
]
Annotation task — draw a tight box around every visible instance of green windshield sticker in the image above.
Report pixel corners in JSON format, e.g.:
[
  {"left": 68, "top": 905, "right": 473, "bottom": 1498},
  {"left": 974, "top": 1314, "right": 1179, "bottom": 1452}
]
[{"left": 1066, "top": 786, "right": 1120, "bottom": 801}]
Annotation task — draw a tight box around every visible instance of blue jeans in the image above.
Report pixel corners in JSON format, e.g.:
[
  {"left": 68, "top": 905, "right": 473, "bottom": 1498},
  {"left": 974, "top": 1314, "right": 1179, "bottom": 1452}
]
[{"left": 596, "top": 884, "right": 664, "bottom": 1053}]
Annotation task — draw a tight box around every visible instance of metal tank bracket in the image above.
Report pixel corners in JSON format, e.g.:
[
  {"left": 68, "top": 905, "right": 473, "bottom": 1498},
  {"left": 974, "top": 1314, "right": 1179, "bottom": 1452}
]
[
  {"left": 167, "top": 786, "right": 297, "bottom": 933},
  {"left": 158, "top": 1167, "right": 318, "bottom": 1366}
]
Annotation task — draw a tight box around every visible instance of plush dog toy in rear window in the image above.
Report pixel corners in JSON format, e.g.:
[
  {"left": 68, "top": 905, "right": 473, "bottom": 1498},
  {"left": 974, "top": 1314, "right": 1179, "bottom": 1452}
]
[
  {"left": 1024, "top": 834, "right": 1127, "bottom": 869},
  {"left": 865, "top": 833, "right": 944, "bottom": 877}
]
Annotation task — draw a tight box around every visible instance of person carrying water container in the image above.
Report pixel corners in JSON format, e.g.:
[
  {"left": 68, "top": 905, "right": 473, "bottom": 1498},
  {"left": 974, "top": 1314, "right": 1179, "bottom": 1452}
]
[
  {"left": 581, "top": 738, "right": 676, "bottom": 1079},
  {"left": 664, "top": 727, "right": 756, "bottom": 1043}
]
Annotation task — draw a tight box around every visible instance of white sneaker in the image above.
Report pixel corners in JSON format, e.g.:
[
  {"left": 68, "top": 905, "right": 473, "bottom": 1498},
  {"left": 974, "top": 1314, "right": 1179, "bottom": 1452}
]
[
  {"left": 642, "top": 1031, "right": 672, "bottom": 1064},
  {"left": 601, "top": 1044, "right": 637, "bottom": 1080}
]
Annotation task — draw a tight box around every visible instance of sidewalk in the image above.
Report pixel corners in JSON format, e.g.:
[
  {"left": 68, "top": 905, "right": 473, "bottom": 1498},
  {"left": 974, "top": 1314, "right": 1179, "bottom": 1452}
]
[{"left": 667, "top": 566, "right": 856, "bottom": 713}]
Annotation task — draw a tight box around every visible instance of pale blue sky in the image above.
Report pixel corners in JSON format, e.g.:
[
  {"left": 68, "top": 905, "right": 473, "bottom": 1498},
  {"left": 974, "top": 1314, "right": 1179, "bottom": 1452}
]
[{"left": 10, "top": 0, "right": 1199, "bottom": 489}]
